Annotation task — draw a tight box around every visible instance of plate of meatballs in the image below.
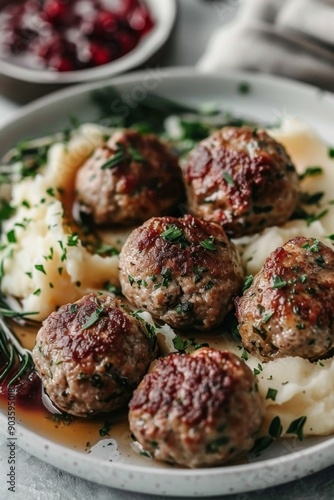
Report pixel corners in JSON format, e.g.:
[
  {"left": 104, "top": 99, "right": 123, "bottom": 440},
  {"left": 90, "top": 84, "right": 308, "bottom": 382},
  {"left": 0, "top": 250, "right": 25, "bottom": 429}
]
[{"left": 1, "top": 69, "right": 334, "bottom": 497}]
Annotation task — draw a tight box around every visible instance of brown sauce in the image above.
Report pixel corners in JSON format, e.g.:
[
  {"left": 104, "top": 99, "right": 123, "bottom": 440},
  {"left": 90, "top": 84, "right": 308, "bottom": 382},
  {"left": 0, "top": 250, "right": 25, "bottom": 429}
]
[{"left": 0, "top": 322, "right": 131, "bottom": 453}]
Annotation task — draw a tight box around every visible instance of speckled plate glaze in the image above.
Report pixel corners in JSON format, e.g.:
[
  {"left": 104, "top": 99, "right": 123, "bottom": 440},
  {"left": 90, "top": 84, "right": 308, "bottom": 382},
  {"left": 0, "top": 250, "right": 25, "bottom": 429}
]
[{"left": 1, "top": 69, "right": 334, "bottom": 497}]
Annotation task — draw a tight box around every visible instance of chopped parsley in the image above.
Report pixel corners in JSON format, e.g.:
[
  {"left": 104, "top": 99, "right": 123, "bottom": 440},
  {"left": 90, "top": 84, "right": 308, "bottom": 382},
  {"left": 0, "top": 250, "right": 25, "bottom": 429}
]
[
  {"left": 223, "top": 171, "right": 235, "bottom": 186},
  {"left": 302, "top": 239, "right": 319, "bottom": 252},
  {"left": 128, "top": 275, "right": 135, "bottom": 286},
  {"left": 299, "top": 275, "right": 307, "bottom": 283},
  {"left": 268, "top": 416, "right": 283, "bottom": 438},
  {"left": 328, "top": 147, "right": 334, "bottom": 159},
  {"left": 175, "top": 301, "right": 194, "bottom": 314},
  {"left": 161, "top": 224, "right": 189, "bottom": 248},
  {"left": 238, "top": 82, "right": 251, "bottom": 94},
  {"left": 172, "top": 335, "right": 188, "bottom": 352},
  {"left": 240, "top": 348, "right": 248, "bottom": 361},
  {"left": 286, "top": 416, "right": 307, "bottom": 441},
  {"left": 242, "top": 275, "right": 254, "bottom": 293},
  {"left": 67, "top": 233, "right": 79, "bottom": 247},
  {"left": 194, "top": 266, "right": 208, "bottom": 284},
  {"left": 7, "top": 230, "right": 16, "bottom": 244},
  {"left": 262, "top": 310, "right": 274, "bottom": 323},
  {"left": 299, "top": 166, "right": 323, "bottom": 180},
  {"left": 100, "top": 143, "right": 146, "bottom": 170},
  {"left": 300, "top": 191, "right": 324, "bottom": 205},
  {"left": 266, "top": 388, "right": 278, "bottom": 401},
  {"left": 82, "top": 306, "right": 104, "bottom": 330},
  {"left": 306, "top": 209, "right": 328, "bottom": 226},
  {"left": 35, "top": 264, "right": 46, "bottom": 275},
  {"left": 200, "top": 236, "right": 216, "bottom": 251},
  {"left": 99, "top": 421, "right": 112, "bottom": 437},
  {"left": 272, "top": 276, "right": 287, "bottom": 289},
  {"left": 100, "top": 145, "right": 126, "bottom": 170}
]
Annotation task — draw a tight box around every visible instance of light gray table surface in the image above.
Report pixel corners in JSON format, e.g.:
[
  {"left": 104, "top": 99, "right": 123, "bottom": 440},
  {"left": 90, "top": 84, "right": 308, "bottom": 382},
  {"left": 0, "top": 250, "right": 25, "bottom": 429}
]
[{"left": 0, "top": 1, "right": 334, "bottom": 499}]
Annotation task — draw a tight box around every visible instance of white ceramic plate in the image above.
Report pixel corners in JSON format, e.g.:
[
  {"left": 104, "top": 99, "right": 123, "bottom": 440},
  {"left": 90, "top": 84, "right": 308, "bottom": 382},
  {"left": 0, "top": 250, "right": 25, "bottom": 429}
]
[
  {"left": 0, "top": 0, "right": 176, "bottom": 84},
  {"left": 1, "top": 69, "right": 334, "bottom": 497}
]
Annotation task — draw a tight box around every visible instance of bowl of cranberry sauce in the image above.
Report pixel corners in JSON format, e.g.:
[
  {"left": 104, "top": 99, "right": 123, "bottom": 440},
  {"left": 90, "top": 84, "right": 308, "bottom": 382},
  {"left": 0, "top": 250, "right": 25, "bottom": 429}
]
[{"left": 0, "top": 0, "right": 176, "bottom": 84}]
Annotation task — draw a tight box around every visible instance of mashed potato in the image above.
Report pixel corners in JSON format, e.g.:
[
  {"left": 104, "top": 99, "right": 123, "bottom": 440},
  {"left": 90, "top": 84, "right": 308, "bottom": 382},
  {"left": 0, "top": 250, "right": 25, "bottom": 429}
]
[
  {"left": 1, "top": 117, "right": 334, "bottom": 438},
  {"left": 236, "top": 117, "right": 334, "bottom": 274},
  {"left": 0, "top": 124, "right": 120, "bottom": 320}
]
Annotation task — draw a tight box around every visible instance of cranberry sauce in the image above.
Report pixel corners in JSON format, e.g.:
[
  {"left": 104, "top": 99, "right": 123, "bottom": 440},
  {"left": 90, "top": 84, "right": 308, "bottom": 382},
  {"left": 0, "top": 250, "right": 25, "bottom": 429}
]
[{"left": 0, "top": 0, "right": 154, "bottom": 72}]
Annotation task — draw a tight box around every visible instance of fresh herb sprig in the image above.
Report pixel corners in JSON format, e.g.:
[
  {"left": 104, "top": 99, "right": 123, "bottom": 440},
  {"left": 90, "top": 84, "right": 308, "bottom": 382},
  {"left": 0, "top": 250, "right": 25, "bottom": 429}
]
[{"left": 0, "top": 299, "right": 38, "bottom": 386}]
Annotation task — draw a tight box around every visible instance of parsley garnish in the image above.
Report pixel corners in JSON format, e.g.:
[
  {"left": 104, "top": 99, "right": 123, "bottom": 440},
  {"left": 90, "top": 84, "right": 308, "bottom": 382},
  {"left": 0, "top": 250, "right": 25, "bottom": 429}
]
[
  {"left": 223, "top": 171, "right": 235, "bottom": 186},
  {"left": 35, "top": 264, "right": 46, "bottom": 275},
  {"left": 299, "top": 166, "right": 323, "bottom": 180},
  {"left": 272, "top": 276, "right": 287, "bottom": 289},
  {"left": 268, "top": 416, "right": 283, "bottom": 438},
  {"left": 243, "top": 275, "right": 253, "bottom": 293},
  {"left": 328, "top": 147, "right": 334, "bottom": 159},
  {"left": 238, "top": 82, "right": 250, "bottom": 94},
  {"left": 300, "top": 191, "right": 324, "bottom": 205},
  {"left": 172, "top": 335, "right": 188, "bottom": 352},
  {"left": 99, "top": 421, "right": 112, "bottom": 437},
  {"left": 128, "top": 275, "right": 135, "bottom": 286},
  {"left": 82, "top": 306, "right": 104, "bottom": 330},
  {"left": 161, "top": 224, "right": 189, "bottom": 248},
  {"left": 100, "top": 146, "right": 126, "bottom": 170},
  {"left": 67, "top": 233, "right": 79, "bottom": 247},
  {"left": 262, "top": 310, "right": 274, "bottom": 323},
  {"left": 266, "top": 388, "right": 278, "bottom": 401},
  {"left": 299, "top": 275, "right": 307, "bottom": 283},
  {"left": 306, "top": 209, "right": 328, "bottom": 226},
  {"left": 286, "top": 416, "right": 307, "bottom": 441},
  {"left": 200, "top": 236, "right": 216, "bottom": 251},
  {"left": 7, "top": 230, "right": 16, "bottom": 243}
]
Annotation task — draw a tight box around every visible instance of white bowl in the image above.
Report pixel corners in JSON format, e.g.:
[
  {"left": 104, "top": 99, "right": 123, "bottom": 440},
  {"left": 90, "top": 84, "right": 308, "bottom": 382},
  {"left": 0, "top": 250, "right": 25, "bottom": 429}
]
[{"left": 0, "top": 0, "right": 176, "bottom": 99}]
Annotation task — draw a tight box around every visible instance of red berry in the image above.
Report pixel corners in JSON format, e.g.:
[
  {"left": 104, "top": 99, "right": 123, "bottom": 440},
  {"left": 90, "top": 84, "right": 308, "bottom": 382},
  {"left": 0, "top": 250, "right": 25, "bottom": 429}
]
[
  {"left": 89, "top": 42, "right": 113, "bottom": 66},
  {"left": 43, "top": 0, "right": 68, "bottom": 23},
  {"left": 114, "top": 29, "right": 138, "bottom": 56},
  {"left": 49, "top": 54, "right": 74, "bottom": 71},
  {"left": 94, "top": 11, "right": 118, "bottom": 37}
]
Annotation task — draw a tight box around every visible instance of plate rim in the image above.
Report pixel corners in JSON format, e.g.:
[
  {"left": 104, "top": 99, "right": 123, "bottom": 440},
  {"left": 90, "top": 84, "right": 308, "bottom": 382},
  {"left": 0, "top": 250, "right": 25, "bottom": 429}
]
[{"left": 1, "top": 67, "right": 334, "bottom": 496}]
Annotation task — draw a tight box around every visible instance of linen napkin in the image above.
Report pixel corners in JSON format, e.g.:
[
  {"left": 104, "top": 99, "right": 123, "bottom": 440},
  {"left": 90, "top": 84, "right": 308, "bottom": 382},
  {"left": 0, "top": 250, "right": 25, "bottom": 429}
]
[{"left": 198, "top": 0, "right": 334, "bottom": 90}]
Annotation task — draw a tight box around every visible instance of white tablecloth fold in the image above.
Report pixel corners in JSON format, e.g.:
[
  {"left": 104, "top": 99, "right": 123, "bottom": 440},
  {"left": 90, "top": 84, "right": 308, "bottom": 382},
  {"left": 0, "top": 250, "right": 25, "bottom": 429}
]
[{"left": 198, "top": 0, "right": 334, "bottom": 90}]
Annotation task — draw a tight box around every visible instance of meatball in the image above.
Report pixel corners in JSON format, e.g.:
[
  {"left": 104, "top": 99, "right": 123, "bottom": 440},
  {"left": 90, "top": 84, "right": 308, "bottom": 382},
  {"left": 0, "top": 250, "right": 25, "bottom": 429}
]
[
  {"left": 236, "top": 237, "right": 334, "bottom": 362},
  {"left": 129, "top": 347, "right": 264, "bottom": 467},
  {"left": 32, "top": 293, "right": 157, "bottom": 417},
  {"left": 75, "top": 129, "right": 185, "bottom": 226},
  {"left": 184, "top": 126, "right": 299, "bottom": 237},
  {"left": 119, "top": 214, "right": 244, "bottom": 331}
]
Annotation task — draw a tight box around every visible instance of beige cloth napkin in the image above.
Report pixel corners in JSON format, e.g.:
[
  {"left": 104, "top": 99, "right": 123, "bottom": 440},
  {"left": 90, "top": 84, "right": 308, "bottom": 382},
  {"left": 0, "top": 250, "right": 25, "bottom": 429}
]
[{"left": 198, "top": 0, "right": 334, "bottom": 90}]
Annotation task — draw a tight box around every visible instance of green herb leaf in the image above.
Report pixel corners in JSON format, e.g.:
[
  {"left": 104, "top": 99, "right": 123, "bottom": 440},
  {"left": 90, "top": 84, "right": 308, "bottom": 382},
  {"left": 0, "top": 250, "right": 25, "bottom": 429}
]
[
  {"left": 299, "top": 166, "right": 323, "bottom": 180},
  {"left": 161, "top": 224, "right": 189, "bottom": 247},
  {"left": 328, "top": 147, "right": 334, "bottom": 159},
  {"left": 101, "top": 149, "right": 126, "bottom": 170},
  {"left": 99, "top": 421, "right": 112, "bottom": 437},
  {"left": 286, "top": 416, "right": 307, "bottom": 441},
  {"left": 35, "top": 264, "right": 46, "bottom": 275},
  {"left": 67, "top": 233, "right": 79, "bottom": 247},
  {"left": 243, "top": 275, "right": 254, "bottom": 293},
  {"left": 223, "top": 171, "right": 235, "bottom": 186},
  {"left": 268, "top": 416, "right": 283, "bottom": 438},
  {"left": 200, "top": 236, "right": 216, "bottom": 251},
  {"left": 262, "top": 310, "right": 274, "bottom": 323},
  {"left": 82, "top": 307, "right": 104, "bottom": 330},
  {"left": 7, "top": 230, "right": 16, "bottom": 244},
  {"left": 272, "top": 276, "right": 287, "bottom": 289},
  {"left": 172, "top": 335, "right": 188, "bottom": 352},
  {"left": 266, "top": 388, "right": 278, "bottom": 401}
]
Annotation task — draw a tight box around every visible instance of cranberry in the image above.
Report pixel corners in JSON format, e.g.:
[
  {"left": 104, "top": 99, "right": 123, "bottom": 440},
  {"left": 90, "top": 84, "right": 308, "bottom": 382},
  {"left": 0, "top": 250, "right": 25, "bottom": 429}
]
[
  {"left": 0, "top": 0, "right": 154, "bottom": 72},
  {"left": 49, "top": 54, "right": 74, "bottom": 71},
  {"left": 88, "top": 42, "right": 113, "bottom": 66},
  {"left": 42, "top": 0, "right": 68, "bottom": 24},
  {"left": 94, "top": 11, "right": 118, "bottom": 37},
  {"left": 114, "top": 28, "right": 139, "bottom": 56}
]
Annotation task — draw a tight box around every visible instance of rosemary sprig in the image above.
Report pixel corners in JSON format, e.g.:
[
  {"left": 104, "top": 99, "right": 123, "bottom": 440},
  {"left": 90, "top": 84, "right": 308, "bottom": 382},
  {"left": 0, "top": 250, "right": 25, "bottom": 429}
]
[{"left": 0, "top": 301, "right": 37, "bottom": 387}]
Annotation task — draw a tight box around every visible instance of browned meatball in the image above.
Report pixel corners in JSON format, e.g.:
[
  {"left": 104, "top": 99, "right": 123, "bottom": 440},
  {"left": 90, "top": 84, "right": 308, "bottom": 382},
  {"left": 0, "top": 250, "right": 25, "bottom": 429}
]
[
  {"left": 32, "top": 293, "right": 157, "bottom": 417},
  {"left": 75, "top": 129, "right": 185, "bottom": 226},
  {"left": 184, "top": 126, "right": 299, "bottom": 237},
  {"left": 119, "top": 215, "right": 244, "bottom": 331},
  {"left": 236, "top": 237, "right": 334, "bottom": 362},
  {"left": 129, "top": 347, "right": 264, "bottom": 467}
]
